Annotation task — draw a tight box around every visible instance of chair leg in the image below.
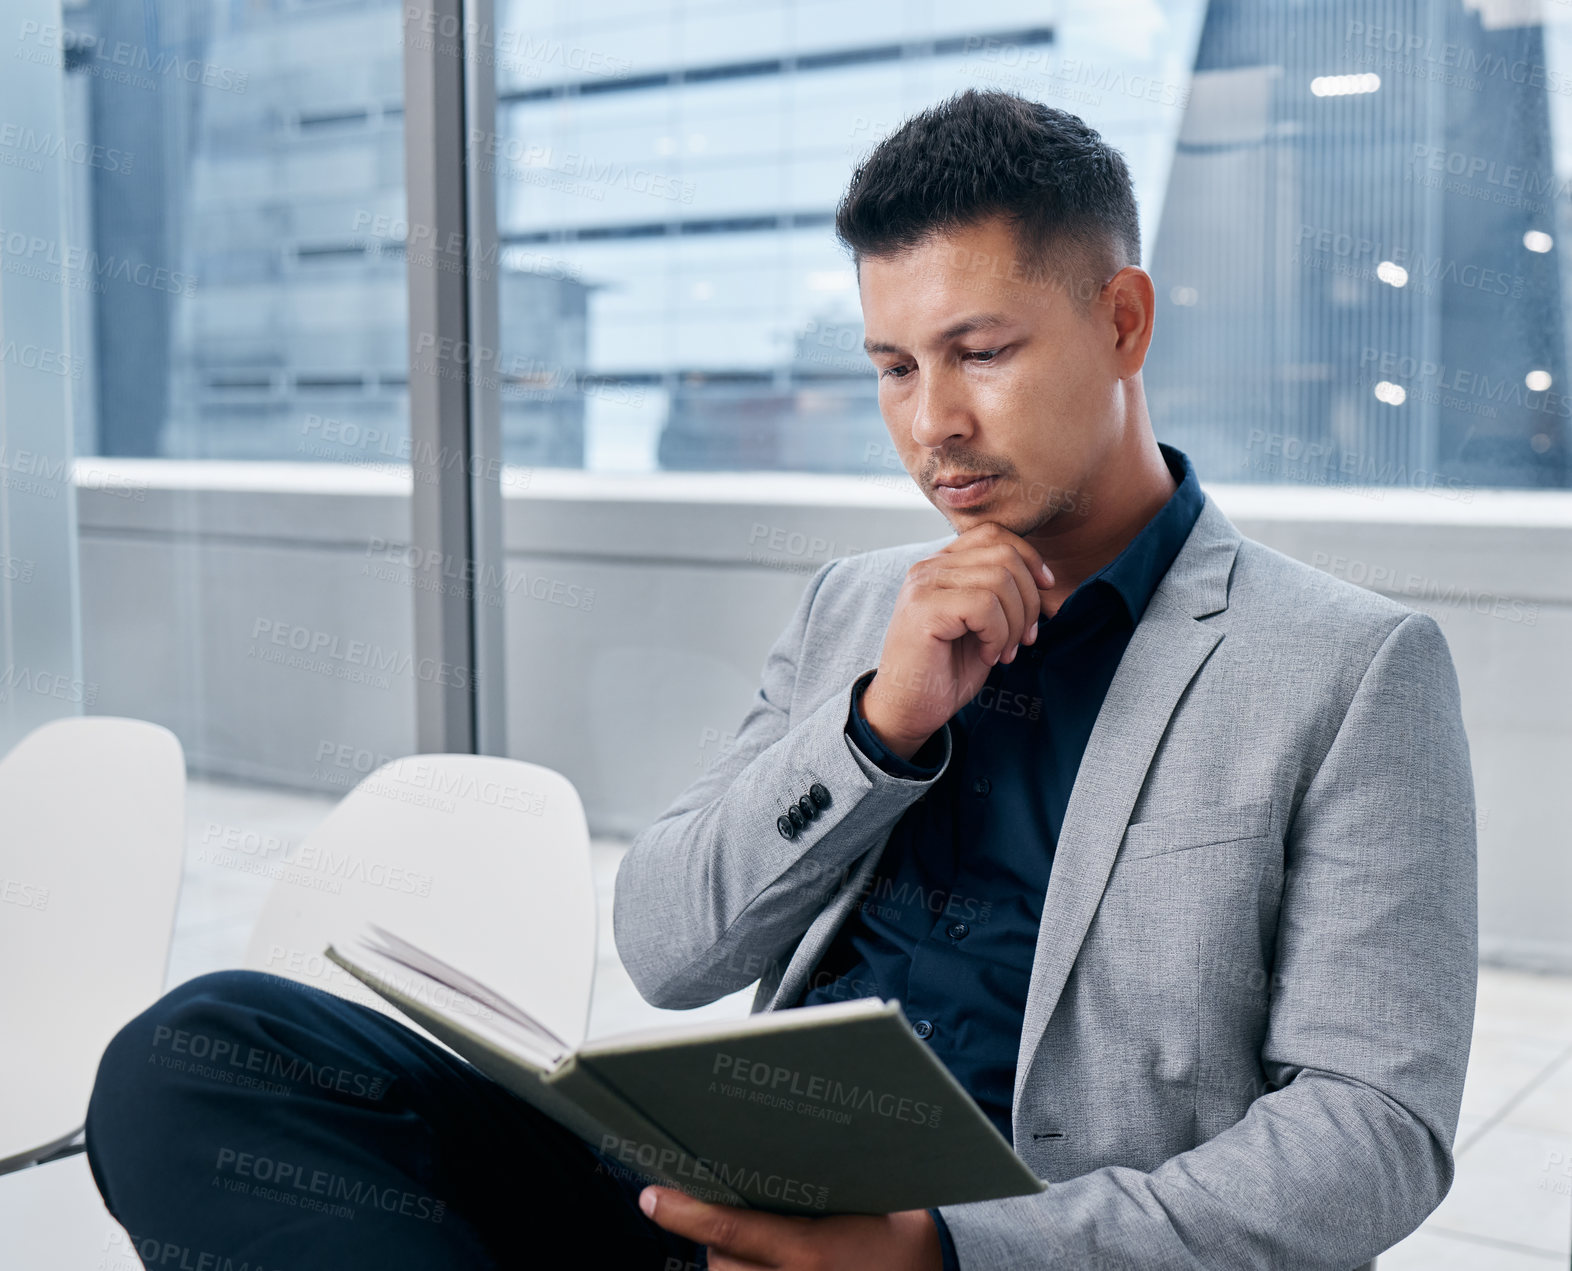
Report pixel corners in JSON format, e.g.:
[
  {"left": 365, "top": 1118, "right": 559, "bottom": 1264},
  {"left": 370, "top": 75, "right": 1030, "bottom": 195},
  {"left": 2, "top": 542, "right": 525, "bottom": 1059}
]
[
  {"left": 0, "top": 1127, "right": 86, "bottom": 1176},
  {"left": 32, "top": 1133, "right": 87, "bottom": 1166}
]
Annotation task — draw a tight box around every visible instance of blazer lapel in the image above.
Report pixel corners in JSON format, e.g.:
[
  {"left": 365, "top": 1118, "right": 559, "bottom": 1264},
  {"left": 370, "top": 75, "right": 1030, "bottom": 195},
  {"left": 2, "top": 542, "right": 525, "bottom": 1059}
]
[{"left": 1014, "top": 497, "right": 1241, "bottom": 1101}]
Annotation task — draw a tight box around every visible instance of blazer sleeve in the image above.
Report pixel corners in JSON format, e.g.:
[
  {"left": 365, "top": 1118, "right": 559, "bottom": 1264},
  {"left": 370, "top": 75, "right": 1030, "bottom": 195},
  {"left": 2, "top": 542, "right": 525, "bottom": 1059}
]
[
  {"left": 613, "top": 557, "right": 952, "bottom": 1010},
  {"left": 938, "top": 610, "right": 1478, "bottom": 1269}
]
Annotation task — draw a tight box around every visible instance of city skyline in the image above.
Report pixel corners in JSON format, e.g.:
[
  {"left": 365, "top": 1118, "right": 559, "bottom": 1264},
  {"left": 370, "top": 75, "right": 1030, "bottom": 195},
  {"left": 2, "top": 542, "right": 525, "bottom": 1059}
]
[{"left": 52, "top": 0, "right": 1568, "bottom": 489}]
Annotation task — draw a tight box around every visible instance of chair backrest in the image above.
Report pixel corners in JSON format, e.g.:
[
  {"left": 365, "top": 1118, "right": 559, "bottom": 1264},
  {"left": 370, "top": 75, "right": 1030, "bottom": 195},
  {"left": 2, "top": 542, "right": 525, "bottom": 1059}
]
[
  {"left": 0, "top": 717, "right": 185, "bottom": 1171},
  {"left": 244, "top": 755, "right": 597, "bottom": 1052}
]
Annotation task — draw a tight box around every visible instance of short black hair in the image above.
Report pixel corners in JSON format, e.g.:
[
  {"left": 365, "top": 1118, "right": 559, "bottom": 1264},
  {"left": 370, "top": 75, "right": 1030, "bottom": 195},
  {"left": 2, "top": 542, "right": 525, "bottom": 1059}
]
[{"left": 835, "top": 90, "right": 1140, "bottom": 295}]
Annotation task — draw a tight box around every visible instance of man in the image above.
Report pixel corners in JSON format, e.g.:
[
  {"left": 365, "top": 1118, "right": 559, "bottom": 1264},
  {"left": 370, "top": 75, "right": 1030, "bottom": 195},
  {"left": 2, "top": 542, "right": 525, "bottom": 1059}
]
[
  {"left": 615, "top": 90, "right": 1476, "bottom": 1269},
  {"left": 85, "top": 91, "right": 1474, "bottom": 1270}
]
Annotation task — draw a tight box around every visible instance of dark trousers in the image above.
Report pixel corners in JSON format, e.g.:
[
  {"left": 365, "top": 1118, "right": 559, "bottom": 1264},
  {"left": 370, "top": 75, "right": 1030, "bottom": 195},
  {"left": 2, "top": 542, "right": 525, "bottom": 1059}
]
[{"left": 85, "top": 970, "right": 708, "bottom": 1270}]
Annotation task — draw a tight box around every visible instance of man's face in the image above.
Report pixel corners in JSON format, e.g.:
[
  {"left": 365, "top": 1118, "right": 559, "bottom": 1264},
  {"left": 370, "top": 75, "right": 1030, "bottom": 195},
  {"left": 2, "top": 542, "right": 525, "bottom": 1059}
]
[{"left": 858, "top": 216, "right": 1143, "bottom": 538}]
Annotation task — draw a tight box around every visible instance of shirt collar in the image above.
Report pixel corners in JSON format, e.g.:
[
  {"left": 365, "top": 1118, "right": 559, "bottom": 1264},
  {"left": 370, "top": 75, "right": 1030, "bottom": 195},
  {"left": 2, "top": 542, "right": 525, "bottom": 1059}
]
[{"left": 1058, "top": 443, "right": 1204, "bottom": 629}]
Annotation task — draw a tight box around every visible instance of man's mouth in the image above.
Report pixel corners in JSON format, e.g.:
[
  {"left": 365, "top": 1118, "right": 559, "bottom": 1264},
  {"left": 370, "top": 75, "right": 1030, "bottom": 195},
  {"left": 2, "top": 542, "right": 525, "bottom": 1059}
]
[{"left": 932, "top": 473, "right": 1002, "bottom": 507}]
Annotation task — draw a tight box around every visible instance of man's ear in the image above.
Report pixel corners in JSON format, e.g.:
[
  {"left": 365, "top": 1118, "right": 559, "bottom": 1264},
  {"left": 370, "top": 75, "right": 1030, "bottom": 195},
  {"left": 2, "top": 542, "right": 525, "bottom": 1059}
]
[{"left": 1104, "top": 266, "right": 1156, "bottom": 377}]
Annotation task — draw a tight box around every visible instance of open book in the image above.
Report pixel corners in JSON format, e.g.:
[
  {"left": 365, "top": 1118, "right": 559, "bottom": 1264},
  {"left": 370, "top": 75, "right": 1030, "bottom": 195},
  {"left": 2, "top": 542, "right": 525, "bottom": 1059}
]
[{"left": 325, "top": 927, "right": 1046, "bottom": 1216}]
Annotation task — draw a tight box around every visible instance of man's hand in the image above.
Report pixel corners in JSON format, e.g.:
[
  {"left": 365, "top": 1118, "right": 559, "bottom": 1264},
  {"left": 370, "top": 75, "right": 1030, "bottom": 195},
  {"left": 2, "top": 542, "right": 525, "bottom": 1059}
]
[
  {"left": 639, "top": 1186, "right": 944, "bottom": 1270},
  {"left": 861, "top": 522, "right": 1055, "bottom": 759}
]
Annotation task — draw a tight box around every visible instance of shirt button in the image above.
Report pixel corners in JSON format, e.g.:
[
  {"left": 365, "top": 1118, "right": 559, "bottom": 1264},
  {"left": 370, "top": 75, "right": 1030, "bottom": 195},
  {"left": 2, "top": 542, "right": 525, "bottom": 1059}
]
[
  {"left": 972, "top": 776, "right": 991, "bottom": 796},
  {"left": 912, "top": 1019, "right": 934, "bottom": 1040},
  {"left": 946, "top": 921, "right": 970, "bottom": 940}
]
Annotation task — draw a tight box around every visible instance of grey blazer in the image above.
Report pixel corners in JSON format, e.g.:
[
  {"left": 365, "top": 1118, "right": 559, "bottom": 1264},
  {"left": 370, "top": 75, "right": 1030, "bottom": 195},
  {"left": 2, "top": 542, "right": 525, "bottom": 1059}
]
[{"left": 614, "top": 495, "right": 1477, "bottom": 1269}]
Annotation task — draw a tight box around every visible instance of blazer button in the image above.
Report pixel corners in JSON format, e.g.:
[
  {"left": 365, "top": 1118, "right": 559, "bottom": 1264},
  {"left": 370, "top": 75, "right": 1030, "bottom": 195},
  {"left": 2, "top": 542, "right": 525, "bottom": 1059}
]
[
  {"left": 972, "top": 776, "right": 991, "bottom": 796},
  {"left": 809, "top": 782, "right": 831, "bottom": 809},
  {"left": 798, "top": 794, "right": 818, "bottom": 821},
  {"left": 787, "top": 804, "right": 806, "bottom": 830},
  {"left": 946, "top": 921, "right": 970, "bottom": 940},
  {"left": 776, "top": 815, "right": 797, "bottom": 840},
  {"left": 912, "top": 1019, "right": 934, "bottom": 1040}
]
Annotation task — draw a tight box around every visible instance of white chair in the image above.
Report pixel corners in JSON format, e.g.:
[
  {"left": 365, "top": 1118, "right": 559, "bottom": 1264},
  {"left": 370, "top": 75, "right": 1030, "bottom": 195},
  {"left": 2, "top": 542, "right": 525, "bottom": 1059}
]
[
  {"left": 0, "top": 717, "right": 186, "bottom": 1175},
  {"left": 244, "top": 754, "right": 597, "bottom": 1055}
]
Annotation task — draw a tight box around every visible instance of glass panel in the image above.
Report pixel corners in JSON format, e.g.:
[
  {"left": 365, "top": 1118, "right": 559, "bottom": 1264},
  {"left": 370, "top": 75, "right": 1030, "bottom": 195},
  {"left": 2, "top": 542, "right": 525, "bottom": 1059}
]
[
  {"left": 491, "top": 2, "right": 1204, "bottom": 474},
  {"left": 479, "top": 6, "right": 1568, "bottom": 1064},
  {"left": 4, "top": 0, "right": 417, "bottom": 990},
  {"left": 1146, "top": 0, "right": 1571, "bottom": 491},
  {"left": 482, "top": 1, "right": 1214, "bottom": 1044}
]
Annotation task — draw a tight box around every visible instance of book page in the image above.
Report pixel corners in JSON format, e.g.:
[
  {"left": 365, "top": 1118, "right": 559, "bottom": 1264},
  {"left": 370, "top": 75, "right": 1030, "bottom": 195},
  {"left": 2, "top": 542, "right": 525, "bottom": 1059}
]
[
  {"left": 328, "top": 932, "right": 566, "bottom": 1070},
  {"left": 580, "top": 995, "right": 895, "bottom": 1059}
]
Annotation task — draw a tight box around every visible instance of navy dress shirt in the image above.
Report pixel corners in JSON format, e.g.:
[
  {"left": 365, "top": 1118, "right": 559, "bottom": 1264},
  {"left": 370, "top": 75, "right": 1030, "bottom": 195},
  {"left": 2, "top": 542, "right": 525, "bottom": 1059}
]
[{"left": 798, "top": 444, "right": 1203, "bottom": 1268}]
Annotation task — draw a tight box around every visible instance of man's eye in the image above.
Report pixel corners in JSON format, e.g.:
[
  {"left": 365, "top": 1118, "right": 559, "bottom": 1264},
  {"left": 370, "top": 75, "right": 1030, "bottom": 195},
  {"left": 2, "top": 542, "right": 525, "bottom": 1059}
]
[
  {"left": 880, "top": 364, "right": 912, "bottom": 379},
  {"left": 965, "top": 348, "right": 1002, "bottom": 363}
]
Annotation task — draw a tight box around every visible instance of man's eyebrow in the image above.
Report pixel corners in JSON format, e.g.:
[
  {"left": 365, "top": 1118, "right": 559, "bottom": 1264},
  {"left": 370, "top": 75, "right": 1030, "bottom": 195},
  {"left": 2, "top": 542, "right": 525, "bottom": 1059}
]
[
  {"left": 939, "top": 312, "right": 1010, "bottom": 341},
  {"left": 863, "top": 313, "right": 1012, "bottom": 356}
]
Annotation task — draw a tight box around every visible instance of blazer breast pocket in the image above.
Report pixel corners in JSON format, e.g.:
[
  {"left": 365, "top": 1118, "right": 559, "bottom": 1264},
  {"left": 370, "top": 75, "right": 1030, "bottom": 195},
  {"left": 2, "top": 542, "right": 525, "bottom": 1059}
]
[{"left": 1117, "top": 798, "right": 1274, "bottom": 863}]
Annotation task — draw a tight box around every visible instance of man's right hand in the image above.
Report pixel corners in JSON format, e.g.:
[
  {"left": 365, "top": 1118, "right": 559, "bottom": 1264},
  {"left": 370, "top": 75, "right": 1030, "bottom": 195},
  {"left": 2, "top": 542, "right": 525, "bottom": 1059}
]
[{"left": 860, "top": 522, "right": 1055, "bottom": 760}]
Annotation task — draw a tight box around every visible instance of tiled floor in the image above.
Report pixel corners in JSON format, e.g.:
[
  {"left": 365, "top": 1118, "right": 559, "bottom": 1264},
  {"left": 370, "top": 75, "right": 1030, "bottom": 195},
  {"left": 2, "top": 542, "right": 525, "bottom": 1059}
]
[{"left": 3, "top": 778, "right": 1568, "bottom": 1267}]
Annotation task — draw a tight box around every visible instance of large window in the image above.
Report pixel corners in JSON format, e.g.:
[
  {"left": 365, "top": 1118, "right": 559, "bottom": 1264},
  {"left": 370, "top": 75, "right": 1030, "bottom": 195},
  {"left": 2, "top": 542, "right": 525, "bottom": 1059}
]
[
  {"left": 5, "top": 0, "right": 419, "bottom": 987},
  {"left": 38, "top": 1, "right": 1571, "bottom": 490},
  {"left": 1, "top": 4, "right": 1569, "bottom": 1264},
  {"left": 489, "top": 1, "right": 1203, "bottom": 473}
]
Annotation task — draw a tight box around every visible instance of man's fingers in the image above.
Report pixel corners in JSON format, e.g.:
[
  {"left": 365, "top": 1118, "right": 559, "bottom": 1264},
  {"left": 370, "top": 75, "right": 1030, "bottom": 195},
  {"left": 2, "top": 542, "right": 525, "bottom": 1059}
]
[
  {"left": 937, "top": 542, "right": 1050, "bottom": 634},
  {"left": 927, "top": 588, "right": 1010, "bottom": 667},
  {"left": 933, "top": 562, "right": 1027, "bottom": 655},
  {"left": 982, "top": 546, "right": 1045, "bottom": 646},
  {"left": 706, "top": 1256, "right": 775, "bottom": 1271},
  {"left": 640, "top": 1187, "right": 799, "bottom": 1264},
  {"left": 945, "top": 521, "right": 1055, "bottom": 591}
]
